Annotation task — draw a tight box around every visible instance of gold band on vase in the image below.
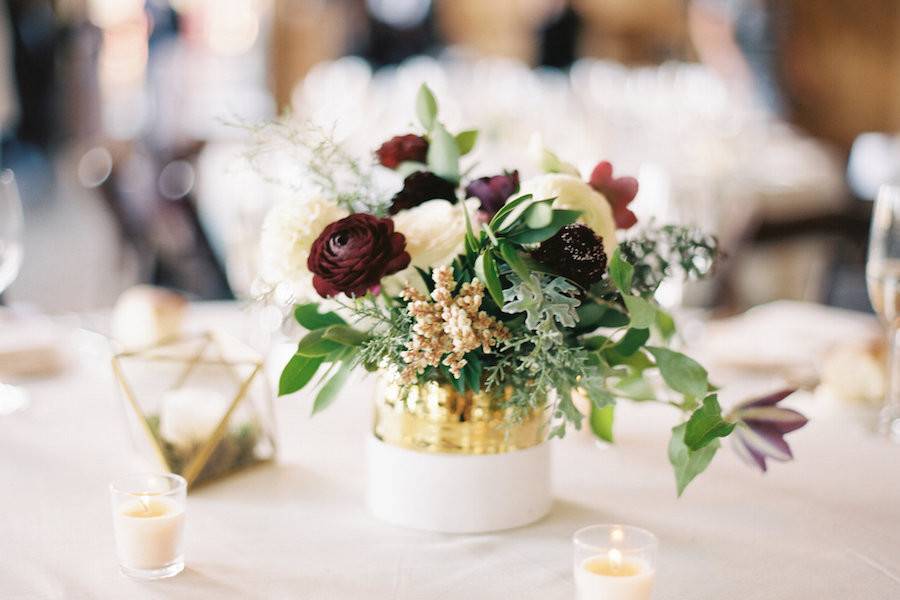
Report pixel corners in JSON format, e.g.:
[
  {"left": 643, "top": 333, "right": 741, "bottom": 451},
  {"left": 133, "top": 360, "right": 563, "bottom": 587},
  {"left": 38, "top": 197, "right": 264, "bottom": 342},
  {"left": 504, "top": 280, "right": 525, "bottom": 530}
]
[{"left": 373, "top": 377, "right": 546, "bottom": 454}]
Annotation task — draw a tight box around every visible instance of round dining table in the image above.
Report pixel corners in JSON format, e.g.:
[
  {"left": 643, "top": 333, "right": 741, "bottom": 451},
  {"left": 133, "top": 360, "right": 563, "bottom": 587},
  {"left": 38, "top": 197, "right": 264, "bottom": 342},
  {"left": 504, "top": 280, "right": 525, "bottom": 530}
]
[{"left": 1, "top": 301, "right": 898, "bottom": 600}]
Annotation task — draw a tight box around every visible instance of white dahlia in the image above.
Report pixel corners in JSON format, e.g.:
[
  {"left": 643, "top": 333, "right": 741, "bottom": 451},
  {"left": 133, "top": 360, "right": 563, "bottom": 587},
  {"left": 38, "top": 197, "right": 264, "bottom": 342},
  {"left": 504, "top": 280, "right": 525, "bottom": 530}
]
[
  {"left": 517, "top": 174, "right": 617, "bottom": 249},
  {"left": 257, "top": 195, "right": 348, "bottom": 301}
]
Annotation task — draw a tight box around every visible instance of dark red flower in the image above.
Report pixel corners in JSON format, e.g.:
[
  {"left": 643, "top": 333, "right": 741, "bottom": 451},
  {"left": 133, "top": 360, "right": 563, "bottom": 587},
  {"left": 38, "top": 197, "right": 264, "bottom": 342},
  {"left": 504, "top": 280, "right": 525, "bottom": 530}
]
[
  {"left": 531, "top": 223, "right": 607, "bottom": 288},
  {"left": 307, "top": 214, "right": 410, "bottom": 298},
  {"left": 589, "top": 161, "right": 639, "bottom": 230},
  {"left": 375, "top": 134, "right": 428, "bottom": 169},
  {"left": 388, "top": 171, "right": 457, "bottom": 215},
  {"left": 465, "top": 170, "right": 519, "bottom": 218}
]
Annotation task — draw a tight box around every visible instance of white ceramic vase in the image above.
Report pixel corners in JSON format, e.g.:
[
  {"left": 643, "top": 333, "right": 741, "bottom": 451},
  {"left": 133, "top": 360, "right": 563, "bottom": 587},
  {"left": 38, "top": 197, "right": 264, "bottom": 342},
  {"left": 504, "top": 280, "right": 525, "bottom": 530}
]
[{"left": 366, "top": 434, "right": 552, "bottom": 533}]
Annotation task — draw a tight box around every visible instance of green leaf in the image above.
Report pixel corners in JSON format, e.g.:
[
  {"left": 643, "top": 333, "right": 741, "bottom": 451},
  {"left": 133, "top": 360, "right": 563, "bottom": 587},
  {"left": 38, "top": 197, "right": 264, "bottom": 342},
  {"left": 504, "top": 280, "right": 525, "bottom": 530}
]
[
  {"left": 321, "top": 324, "right": 368, "bottom": 347},
  {"left": 684, "top": 395, "right": 736, "bottom": 450},
  {"left": 609, "top": 248, "right": 634, "bottom": 293},
  {"left": 278, "top": 354, "right": 323, "bottom": 396},
  {"left": 612, "top": 349, "right": 653, "bottom": 371},
  {"left": 655, "top": 309, "right": 676, "bottom": 341},
  {"left": 609, "top": 249, "right": 634, "bottom": 293},
  {"left": 614, "top": 328, "right": 650, "bottom": 356},
  {"left": 537, "top": 146, "right": 580, "bottom": 176},
  {"left": 426, "top": 122, "right": 460, "bottom": 182},
  {"left": 647, "top": 346, "right": 709, "bottom": 399},
  {"left": 507, "top": 209, "right": 581, "bottom": 245},
  {"left": 590, "top": 403, "right": 615, "bottom": 443},
  {"left": 396, "top": 160, "right": 427, "bottom": 178},
  {"left": 613, "top": 375, "right": 655, "bottom": 401},
  {"left": 440, "top": 364, "right": 466, "bottom": 393},
  {"left": 296, "top": 329, "right": 344, "bottom": 357},
  {"left": 454, "top": 129, "right": 478, "bottom": 155},
  {"left": 294, "top": 303, "right": 345, "bottom": 330},
  {"left": 462, "top": 354, "right": 482, "bottom": 392},
  {"left": 489, "top": 194, "right": 533, "bottom": 231},
  {"left": 463, "top": 201, "right": 479, "bottom": 256},
  {"left": 668, "top": 423, "right": 720, "bottom": 496},
  {"left": 415, "top": 266, "right": 435, "bottom": 292},
  {"left": 311, "top": 360, "right": 353, "bottom": 415},
  {"left": 416, "top": 84, "right": 438, "bottom": 131},
  {"left": 475, "top": 251, "right": 504, "bottom": 306},
  {"left": 498, "top": 241, "right": 531, "bottom": 283},
  {"left": 600, "top": 309, "right": 630, "bottom": 328},
  {"left": 623, "top": 295, "right": 656, "bottom": 329}
]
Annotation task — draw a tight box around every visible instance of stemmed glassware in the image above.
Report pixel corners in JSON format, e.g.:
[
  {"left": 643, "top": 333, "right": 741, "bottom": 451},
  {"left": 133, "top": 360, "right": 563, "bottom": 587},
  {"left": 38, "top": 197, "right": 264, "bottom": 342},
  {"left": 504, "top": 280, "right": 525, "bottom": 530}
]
[
  {"left": 0, "top": 169, "right": 27, "bottom": 415},
  {"left": 866, "top": 184, "right": 900, "bottom": 440}
]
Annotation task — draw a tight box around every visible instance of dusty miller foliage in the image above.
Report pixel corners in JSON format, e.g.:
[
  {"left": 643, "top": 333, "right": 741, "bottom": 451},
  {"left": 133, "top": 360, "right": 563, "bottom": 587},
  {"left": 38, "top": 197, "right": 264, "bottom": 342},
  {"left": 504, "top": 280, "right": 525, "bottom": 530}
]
[
  {"left": 488, "top": 271, "right": 605, "bottom": 437},
  {"left": 233, "top": 115, "right": 392, "bottom": 215},
  {"left": 619, "top": 224, "right": 718, "bottom": 296},
  {"left": 501, "top": 272, "right": 580, "bottom": 334}
]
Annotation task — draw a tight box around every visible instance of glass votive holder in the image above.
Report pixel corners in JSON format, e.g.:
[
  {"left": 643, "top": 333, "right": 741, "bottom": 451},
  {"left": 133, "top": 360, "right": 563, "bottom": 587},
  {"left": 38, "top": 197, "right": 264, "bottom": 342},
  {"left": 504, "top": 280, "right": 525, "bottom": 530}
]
[
  {"left": 573, "top": 524, "right": 658, "bottom": 600},
  {"left": 110, "top": 473, "right": 187, "bottom": 580}
]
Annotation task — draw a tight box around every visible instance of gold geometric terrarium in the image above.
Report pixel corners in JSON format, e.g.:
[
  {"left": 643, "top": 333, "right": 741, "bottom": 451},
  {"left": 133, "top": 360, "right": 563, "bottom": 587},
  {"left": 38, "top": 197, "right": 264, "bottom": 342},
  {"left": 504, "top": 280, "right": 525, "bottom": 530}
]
[{"left": 112, "top": 331, "right": 277, "bottom": 488}]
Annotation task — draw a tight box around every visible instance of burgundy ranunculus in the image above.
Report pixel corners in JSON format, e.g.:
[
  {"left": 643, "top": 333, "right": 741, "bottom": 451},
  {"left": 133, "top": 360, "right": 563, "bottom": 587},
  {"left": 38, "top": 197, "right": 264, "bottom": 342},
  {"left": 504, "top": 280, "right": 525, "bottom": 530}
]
[
  {"left": 531, "top": 223, "right": 607, "bottom": 288},
  {"left": 465, "top": 170, "right": 519, "bottom": 218},
  {"left": 375, "top": 134, "right": 428, "bottom": 169},
  {"left": 307, "top": 214, "right": 410, "bottom": 298},
  {"left": 388, "top": 171, "right": 457, "bottom": 215},
  {"left": 589, "top": 161, "right": 639, "bottom": 230}
]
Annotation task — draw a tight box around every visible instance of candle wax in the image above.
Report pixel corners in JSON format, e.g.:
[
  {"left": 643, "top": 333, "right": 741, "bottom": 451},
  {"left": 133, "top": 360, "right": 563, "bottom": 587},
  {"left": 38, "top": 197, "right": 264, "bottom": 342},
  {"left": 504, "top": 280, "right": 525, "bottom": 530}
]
[
  {"left": 113, "top": 497, "right": 185, "bottom": 571},
  {"left": 575, "top": 555, "right": 655, "bottom": 600}
]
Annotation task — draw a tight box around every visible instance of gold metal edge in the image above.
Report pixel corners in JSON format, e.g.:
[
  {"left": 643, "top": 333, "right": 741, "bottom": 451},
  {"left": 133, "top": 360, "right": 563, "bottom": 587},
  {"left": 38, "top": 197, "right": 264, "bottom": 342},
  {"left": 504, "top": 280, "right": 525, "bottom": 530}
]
[{"left": 373, "top": 377, "right": 547, "bottom": 455}]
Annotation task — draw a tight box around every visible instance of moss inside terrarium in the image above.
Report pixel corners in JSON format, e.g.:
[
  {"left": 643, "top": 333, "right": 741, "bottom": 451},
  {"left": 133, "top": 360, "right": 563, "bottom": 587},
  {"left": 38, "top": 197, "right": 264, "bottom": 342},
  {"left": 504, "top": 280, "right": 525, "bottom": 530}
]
[{"left": 144, "top": 414, "right": 265, "bottom": 486}]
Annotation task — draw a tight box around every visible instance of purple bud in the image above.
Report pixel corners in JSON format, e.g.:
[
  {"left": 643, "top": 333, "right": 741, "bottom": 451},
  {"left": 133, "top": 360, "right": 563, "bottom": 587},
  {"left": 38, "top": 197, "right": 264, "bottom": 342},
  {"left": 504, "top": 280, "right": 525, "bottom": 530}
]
[
  {"left": 465, "top": 170, "right": 519, "bottom": 218},
  {"left": 728, "top": 389, "right": 809, "bottom": 472}
]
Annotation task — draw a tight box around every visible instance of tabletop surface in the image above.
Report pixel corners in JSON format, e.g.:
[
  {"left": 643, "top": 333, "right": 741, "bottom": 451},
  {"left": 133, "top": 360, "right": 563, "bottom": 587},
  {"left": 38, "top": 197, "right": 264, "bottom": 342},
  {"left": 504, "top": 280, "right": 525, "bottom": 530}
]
[{"left": 2, "top": 302, "right": 899, "bottom": 600}]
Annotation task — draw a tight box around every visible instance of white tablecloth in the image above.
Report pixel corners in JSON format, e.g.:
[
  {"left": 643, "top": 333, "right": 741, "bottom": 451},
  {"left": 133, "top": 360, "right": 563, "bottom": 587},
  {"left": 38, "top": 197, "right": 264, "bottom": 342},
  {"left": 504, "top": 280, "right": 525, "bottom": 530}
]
[{"left": 2, "top": 303, "right": 899, "bottom": 600}]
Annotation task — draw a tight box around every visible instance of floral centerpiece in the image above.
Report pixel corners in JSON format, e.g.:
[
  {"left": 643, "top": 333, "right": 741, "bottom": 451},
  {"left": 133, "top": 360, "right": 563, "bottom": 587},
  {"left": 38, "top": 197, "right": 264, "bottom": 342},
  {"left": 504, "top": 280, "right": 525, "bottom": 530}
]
[{"left": 254, "top": 85, "right": 807, "bottom": 530}]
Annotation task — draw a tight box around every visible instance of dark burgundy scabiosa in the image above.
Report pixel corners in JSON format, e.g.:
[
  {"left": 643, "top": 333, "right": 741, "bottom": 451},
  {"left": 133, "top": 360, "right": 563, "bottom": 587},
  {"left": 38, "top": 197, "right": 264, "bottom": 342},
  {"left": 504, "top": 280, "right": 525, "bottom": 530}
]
[
  {"left": 589, "top": 161, "right": 639, "bottom": 230},
  {"left": 465, "top": 170, "right": 519, "bottom": 218},
  {"left": 531, "top": 223, "right": 608, "bottom": 288},
  {"left": 388, "top": 171, "right": 458, "bottom": 215},
  {"left": 727, "top": 389, "right": 808, "bottom": 472},
  {"left": 307, "top": 214, "right": 410, "bottom": 298},
  {"left": 375, "top": 134, "right": 428, "bottom": 169}
]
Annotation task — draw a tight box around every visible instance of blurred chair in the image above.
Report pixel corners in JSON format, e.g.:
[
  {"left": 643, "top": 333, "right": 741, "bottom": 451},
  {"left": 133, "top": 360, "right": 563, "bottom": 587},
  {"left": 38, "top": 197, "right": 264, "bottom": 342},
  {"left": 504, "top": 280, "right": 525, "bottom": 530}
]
[
  {"left": 269, "top": 0, "right": 353, "bottom": 111},
  {"left": 435, "top": 0, "right": 557, "bottom": 64},
  {"left": 773, "top": 0, "right": 900, "bottom": 154},
  {"left": 573, "top": 0, "right": 691, "bottom": 64}
]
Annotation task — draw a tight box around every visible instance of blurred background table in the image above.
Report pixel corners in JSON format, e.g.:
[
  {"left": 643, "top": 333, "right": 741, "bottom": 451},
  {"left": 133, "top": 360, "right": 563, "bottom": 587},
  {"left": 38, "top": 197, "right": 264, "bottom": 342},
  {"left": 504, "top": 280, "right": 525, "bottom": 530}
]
[
  {"left": 1, "top": 302, "right": 898, "bottom": 599},
  {"left": 1, "top": 0, "right": 897, "bottom": 317}
]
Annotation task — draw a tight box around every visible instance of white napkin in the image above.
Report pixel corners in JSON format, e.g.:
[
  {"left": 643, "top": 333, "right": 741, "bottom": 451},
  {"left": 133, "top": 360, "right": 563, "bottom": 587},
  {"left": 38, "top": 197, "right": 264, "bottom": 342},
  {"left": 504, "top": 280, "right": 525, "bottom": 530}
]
[
  {"left": 696, "top": 301, "right": 880, "bottom": 383},
  {"left": 0, "top": 315, "right": 68, "bottom": 378}
]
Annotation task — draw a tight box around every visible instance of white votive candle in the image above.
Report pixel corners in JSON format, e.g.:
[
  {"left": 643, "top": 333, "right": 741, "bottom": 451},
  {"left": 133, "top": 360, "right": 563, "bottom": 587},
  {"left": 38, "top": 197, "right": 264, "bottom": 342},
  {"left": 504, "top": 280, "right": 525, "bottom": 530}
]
[
  {"left": 573, "top": 525, "right": 658, "bottom": 600},
  {"left": 110, "top": 474, "right": 187, "bottom": 580}
]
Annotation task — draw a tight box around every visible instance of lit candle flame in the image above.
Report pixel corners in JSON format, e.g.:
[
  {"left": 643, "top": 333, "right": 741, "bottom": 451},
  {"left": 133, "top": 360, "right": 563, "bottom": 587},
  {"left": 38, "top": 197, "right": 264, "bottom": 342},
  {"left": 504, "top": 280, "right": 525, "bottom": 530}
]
[
  {"left": 138, "top": 494, "right": 151, "bottom": 513},
  {"left": 608, "top": 548, "right": 623, "bottom": 570}
]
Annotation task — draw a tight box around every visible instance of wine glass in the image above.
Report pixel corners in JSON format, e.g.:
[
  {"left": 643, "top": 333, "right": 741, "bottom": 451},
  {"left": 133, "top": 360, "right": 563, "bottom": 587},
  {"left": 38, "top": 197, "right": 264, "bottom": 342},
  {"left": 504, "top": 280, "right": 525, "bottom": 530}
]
[
  {"left": 0, "top": 169, "right": 28, "bottom": 415},
  {"left": 866, "top": 184, "right": 900, "bottom": 440}
]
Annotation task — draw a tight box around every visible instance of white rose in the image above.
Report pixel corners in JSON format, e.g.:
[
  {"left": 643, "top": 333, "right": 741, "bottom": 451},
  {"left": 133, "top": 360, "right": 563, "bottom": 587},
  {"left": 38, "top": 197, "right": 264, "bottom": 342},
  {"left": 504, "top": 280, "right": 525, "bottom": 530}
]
[
  {"left": 381, "top": 199, "right": 477, "bottom": 297},
  {"left": 392, "top": 199, "right": 478, "bottom": 269},
  {"left": 517, "top": 174, "right": 617, "bottom": 249},
  {"left": 257, "top": 195, "right": 348, "bottom": 301}
]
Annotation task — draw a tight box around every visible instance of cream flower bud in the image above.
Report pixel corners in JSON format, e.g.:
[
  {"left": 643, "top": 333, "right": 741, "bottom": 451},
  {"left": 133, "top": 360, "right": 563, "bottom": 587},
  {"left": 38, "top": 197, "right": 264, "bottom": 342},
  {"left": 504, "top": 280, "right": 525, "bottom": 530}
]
[{"left": 517, "top": 174, "right": 618, "bottom": 249}]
